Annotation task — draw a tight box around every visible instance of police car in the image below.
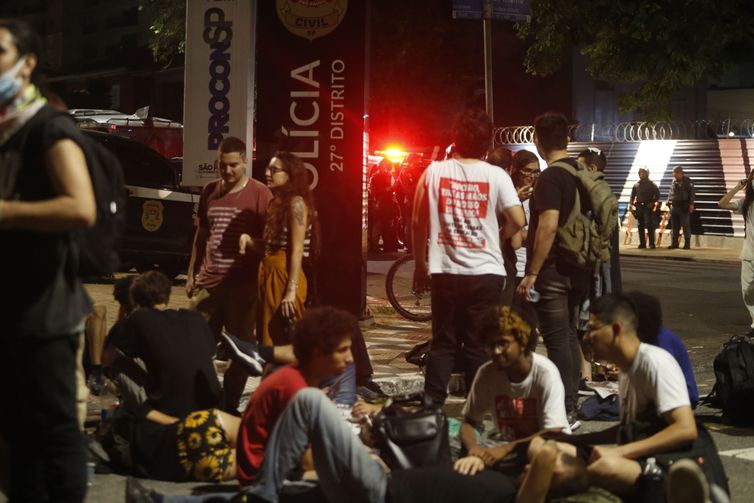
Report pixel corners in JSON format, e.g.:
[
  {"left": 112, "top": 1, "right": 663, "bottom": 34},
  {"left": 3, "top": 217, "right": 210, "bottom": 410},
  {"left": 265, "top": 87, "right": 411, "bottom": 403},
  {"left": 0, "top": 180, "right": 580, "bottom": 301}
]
[{"left": 83, "top": 130, "right": 198, "bottom": 278}]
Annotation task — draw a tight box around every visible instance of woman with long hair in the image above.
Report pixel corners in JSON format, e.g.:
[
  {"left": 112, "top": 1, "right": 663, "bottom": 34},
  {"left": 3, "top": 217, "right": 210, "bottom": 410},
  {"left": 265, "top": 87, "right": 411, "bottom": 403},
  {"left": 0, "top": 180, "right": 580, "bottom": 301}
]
[
  {"left": 240, "top": 151, "right": 319, "bottom": 346},
  {"left": 719, "top": 170, "right": 754, "bottom": 335}
]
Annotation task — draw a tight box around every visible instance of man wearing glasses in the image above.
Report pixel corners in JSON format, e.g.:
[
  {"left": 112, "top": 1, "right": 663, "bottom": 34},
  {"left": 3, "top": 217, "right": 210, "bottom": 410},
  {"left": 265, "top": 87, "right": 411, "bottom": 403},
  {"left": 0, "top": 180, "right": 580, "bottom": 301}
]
[{"left": 549, "top": 294, "right": 728, "bottom": 503}]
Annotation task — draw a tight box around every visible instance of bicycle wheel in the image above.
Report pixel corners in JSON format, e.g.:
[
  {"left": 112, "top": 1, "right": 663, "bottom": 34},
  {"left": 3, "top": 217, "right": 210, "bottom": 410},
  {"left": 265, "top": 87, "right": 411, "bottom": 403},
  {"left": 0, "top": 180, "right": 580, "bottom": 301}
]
[{"left": 385, "top": 254, "right": 432, "bottom": 322}]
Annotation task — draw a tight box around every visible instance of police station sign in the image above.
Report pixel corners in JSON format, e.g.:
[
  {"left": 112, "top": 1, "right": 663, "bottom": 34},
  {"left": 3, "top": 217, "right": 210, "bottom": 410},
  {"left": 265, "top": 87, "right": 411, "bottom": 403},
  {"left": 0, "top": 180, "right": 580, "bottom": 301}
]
[
  {"left": 183, "top": 0, "right": 255, "bottom": 186},
  {"left": 256, "top": 0, "right": 368, "bottom": 316}
]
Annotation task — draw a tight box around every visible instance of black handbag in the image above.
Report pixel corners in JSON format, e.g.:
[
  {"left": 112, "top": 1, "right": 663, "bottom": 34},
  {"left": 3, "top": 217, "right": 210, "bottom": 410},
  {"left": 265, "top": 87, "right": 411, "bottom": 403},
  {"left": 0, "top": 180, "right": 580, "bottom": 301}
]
[{"left": 371, "top": 395, "right": 451, "bottom": 470}]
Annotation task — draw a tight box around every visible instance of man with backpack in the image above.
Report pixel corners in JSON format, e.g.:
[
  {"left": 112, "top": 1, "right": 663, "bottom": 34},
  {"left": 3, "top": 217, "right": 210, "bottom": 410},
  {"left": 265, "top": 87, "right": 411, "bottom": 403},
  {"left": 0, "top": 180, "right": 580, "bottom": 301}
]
[
  {"left": 0, "top": 19, "right": 94, "bottom": 502},
  {"left": 516, "top": 112, "right": 593, "bottom": 423}
]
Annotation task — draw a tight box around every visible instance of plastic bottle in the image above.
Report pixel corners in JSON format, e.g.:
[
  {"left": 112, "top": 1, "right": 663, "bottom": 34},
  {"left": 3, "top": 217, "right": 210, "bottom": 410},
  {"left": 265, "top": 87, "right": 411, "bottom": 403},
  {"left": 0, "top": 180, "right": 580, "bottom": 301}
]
[
  {"left": 641, "top": 457, "right": 665, "bottom": 503},
  {"left": 528, "top": 288, "right": 540, "bottom": 303}
]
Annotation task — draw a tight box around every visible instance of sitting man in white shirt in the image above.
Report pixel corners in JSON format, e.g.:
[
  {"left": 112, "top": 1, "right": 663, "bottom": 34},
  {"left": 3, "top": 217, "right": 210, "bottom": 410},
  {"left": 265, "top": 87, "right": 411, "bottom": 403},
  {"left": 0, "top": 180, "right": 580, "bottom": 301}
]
[
  {"left": 553, "top": 294, "right": 729, "bottom": 502},
  {"left": 457, "top": 302, "right": 570, "bottom": 470}
]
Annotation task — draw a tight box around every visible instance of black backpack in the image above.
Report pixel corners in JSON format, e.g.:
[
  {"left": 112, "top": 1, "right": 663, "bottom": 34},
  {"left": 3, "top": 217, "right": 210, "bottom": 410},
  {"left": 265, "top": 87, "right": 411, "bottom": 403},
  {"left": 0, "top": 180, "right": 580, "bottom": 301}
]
[
  {"left": 28, "top": 106, "right": 126, "bottom": 276},
  {"left": 705, "top": 335, "right": 754, "bottom": 425}
]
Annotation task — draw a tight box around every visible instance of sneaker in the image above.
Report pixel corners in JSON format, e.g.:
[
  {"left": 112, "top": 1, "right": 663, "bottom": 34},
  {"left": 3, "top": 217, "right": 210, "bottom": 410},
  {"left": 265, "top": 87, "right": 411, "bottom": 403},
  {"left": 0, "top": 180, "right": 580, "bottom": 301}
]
[
  {"left": 578, "top": 378, "right": 595, "bottom": 396},
  {"left": 638, "top": 244, "right": 646, "bottom": 249},
  {"left": 668, "top": 244, "right": 679, "bottom": 249},
  {"left": 567, "top": 412, "right": 582, "bottom": 432},
  {"left": 649, "top": 244, "right": 656, "bottom": 249},
  {"left": 666, "top": 458, "right": 710, "bottom": 503},
  {"left": 220, "top": 329, "right": 266, "bottom": 376}
]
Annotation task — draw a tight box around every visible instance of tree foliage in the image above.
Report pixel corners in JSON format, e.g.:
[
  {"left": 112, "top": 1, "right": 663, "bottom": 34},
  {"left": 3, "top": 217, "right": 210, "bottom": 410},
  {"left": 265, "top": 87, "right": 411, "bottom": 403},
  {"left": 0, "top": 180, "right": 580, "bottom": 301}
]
[
  {"left": 140, "top": 0, "right": 186, "bottom": 67},
  {"left": 516, "top": 0, "right": 754, "bottom": 118}
]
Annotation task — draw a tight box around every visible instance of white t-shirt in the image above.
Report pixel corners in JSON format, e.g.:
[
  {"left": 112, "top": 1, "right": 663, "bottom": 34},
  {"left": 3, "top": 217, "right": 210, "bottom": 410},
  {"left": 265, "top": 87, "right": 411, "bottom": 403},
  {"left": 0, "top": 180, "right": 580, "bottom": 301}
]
[
  {"left": 425, "top": 158, "right": 520, "bottom": 276},
  {"left": 732, "top": 199, "right": 754, "bottom": 261},
  {"left": 515, "top": 199, "right": 530, "bottom": 278},
  {"left": 619, "top": 343, "right": 691, "bottom": 425},
  {"left": 462, "top": 353, "right": 570, "bottom": 440}
]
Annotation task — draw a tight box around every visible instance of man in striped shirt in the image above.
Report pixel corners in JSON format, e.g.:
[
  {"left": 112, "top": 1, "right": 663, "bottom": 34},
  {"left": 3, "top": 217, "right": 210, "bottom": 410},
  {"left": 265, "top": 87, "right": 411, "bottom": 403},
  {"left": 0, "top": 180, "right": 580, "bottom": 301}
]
[{"left": 187, "top": 136, "right": 273, "bottom": 411}]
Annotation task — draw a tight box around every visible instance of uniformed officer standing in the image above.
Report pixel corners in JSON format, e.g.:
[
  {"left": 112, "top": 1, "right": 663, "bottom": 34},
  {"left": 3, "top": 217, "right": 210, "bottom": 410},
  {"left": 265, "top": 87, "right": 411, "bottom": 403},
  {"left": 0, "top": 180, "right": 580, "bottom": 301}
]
[
  {"left": 666, "top": 166, "right": 696, "bottom": 249},
  {"left": 630, "top": 167, "right": 660, "bottom": 249}
]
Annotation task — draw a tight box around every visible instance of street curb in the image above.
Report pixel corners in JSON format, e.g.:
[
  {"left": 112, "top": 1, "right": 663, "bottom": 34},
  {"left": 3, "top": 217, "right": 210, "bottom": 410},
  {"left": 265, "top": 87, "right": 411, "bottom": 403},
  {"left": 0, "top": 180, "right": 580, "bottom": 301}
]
[{"left": 619, "top": 250, "right": 739, "bottom": 266}]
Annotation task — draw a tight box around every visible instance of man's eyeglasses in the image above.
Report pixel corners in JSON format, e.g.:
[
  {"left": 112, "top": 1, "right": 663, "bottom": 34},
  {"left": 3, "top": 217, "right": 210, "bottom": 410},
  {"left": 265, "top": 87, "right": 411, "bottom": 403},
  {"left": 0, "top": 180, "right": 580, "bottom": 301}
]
[
  {"left": 488, "top": 338, "right": 512, "bottom": 350},
  {"left": 585, "top": 323, "right": 607, "bottom": 333}
]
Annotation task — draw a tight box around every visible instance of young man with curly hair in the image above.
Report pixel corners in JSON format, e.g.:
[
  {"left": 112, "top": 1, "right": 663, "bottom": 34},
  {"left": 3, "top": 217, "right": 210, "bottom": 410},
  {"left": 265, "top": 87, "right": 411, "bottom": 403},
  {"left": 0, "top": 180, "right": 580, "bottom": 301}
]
[{"left": 458, "top": 303, "right": 570, "bottom": 469}]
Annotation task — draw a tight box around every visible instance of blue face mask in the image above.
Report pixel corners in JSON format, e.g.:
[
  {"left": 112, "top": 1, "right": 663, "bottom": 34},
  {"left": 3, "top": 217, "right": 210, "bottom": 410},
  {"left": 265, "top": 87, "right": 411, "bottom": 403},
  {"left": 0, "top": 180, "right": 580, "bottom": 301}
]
[{"left": 0, "top": 56, "right": 27, "bottom": 105}]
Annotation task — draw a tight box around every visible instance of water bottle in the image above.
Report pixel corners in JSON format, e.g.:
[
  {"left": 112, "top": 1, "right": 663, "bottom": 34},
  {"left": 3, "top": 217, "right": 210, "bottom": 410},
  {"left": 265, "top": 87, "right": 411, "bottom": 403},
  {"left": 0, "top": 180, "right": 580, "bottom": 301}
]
[
  {"left": 640, "top": 457, "right": 665, "bottom": 503},
  {"left": 528, "top": 288, "right": 540, "bottom": 303}
]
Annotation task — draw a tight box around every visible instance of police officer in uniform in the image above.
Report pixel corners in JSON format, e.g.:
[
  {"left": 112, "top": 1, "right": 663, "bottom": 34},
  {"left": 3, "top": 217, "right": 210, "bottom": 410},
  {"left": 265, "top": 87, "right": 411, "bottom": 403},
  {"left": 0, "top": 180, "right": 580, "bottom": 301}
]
[
  {"left": 630, "top": 167, "right": 660, "bottom": 248},
  {"left": 666, "top": 166, "right": 696, "bottom": 249}
]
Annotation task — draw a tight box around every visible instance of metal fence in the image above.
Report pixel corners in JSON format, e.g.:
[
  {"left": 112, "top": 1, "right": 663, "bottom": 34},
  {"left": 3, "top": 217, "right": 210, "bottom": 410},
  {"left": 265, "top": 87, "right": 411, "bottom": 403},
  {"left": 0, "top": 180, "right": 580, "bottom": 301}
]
[{"left": 495, "top": 119, "right": 754, "bottom": 145}]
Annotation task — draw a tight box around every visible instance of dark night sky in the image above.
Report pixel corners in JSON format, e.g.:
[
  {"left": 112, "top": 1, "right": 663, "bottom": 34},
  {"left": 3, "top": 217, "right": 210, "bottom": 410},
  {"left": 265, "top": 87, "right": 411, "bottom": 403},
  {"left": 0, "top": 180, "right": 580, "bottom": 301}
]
[{"left": 368, "top": 0, "right": 571, "bottom": 152}]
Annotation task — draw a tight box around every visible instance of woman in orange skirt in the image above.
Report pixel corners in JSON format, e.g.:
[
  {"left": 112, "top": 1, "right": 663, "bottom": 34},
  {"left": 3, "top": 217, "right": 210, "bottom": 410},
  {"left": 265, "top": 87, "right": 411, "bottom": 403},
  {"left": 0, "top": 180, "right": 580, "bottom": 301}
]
[{"left": 240, "top": 151, "right": 319, "bottom": 346}]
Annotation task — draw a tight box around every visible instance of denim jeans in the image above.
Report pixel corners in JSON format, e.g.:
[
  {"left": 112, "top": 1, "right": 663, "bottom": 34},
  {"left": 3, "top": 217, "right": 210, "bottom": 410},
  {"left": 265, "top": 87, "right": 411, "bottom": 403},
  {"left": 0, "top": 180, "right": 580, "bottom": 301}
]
[
  {"left": 534, "top": 263, "right": 589, "bottom": 413},
  {"left": 162, "top": 388, "right": 385, "bottom": 503},
  {"left": 248, "top": 388, "right": 387, "bottom": 503},
  {"left": 424, "top": 273, "right": 504, "bottom": 404}
]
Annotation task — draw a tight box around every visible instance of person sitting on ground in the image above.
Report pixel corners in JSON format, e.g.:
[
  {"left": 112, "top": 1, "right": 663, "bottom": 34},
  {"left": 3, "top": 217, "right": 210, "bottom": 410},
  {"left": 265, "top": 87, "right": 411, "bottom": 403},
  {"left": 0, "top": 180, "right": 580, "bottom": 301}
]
[
  {"left": 127, "top": 309, "right": 590, "bottom": 503},
  {"left": 459, "top": 302, "right": 570, "bottom": 468},
  {"left": 128, "top": 306, "right": 384, "bottom": 502},
  {"left": 625, "top": 290, "right": 699, "bottom": 408},
  {"left": 550, "top": 294, "right": 729, "bottom": 501},
  {"left": 103, "top": 270, "right": 228, "bottom": 481}
]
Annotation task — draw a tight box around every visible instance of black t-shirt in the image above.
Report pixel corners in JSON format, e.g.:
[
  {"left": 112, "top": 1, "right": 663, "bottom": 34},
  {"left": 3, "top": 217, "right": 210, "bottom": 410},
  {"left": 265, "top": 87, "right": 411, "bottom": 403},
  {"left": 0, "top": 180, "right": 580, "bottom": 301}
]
[
  {"left": 110, "top": 307, "right": 222, "bottom": 417},
  {"left": 388, "top": 467, "right": 516, "bottom": 503},
  {"left": 526, "top": 157, "right": 582, "bottom": 271},
  {"left": 1, "top": 104, "right": 92, "bottom": 337}
]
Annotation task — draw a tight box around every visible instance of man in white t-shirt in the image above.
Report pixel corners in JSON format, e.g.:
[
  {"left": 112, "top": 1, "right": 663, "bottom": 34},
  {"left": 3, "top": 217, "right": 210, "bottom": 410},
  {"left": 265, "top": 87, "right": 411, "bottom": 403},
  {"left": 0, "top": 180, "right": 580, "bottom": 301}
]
[
  {"left": 412, "top": 108, "right": 525, "bottom": 405},
  {"left": 552, "top": 294, "right": 728, "bottom": 501},
  {"left": 459, "top": 304, "right": 570, "bottom": 468}
]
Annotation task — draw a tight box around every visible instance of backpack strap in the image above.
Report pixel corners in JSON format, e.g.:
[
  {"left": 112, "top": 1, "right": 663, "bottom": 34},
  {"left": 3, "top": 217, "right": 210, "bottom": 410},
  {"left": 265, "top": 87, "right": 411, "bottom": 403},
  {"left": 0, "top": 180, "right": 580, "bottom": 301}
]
[{"left": 548, "top": 160, "right": 583, "bottom": 225}]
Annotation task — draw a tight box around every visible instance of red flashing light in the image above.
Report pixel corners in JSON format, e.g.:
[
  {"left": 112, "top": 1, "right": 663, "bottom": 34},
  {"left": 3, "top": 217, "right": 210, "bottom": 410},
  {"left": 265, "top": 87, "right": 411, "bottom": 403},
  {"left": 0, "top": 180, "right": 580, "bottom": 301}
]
[{"left": 375, "top": 145, "right": 408, "bottom": 164}]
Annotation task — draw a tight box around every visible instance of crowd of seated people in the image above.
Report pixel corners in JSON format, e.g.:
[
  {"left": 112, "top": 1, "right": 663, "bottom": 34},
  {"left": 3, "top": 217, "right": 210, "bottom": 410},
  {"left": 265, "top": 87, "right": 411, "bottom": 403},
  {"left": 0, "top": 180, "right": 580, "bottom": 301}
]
[{"left": 115, "top": 294, "right": 728, "bottom": 503}]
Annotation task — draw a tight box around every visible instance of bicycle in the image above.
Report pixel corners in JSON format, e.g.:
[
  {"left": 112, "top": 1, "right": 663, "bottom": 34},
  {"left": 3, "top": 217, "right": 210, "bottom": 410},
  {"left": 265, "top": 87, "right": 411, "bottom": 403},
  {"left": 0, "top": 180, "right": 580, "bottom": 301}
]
[{"left": 385, "top": 254, "right": 432, "bottom": 322}]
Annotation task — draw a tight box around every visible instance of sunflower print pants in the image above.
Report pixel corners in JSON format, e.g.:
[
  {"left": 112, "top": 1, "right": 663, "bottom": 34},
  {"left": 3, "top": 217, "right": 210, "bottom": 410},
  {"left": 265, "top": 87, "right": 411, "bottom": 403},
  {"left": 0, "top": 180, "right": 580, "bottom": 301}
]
[{"left": 176, "top": 409, "right": 233, "bottom": 482}]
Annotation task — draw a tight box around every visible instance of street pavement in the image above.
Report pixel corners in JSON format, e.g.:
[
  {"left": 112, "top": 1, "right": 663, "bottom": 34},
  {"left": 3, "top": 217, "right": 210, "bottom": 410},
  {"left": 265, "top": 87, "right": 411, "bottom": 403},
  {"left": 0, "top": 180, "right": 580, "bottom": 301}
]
[{"left": 37, "top": 244, "right": 754, "bottom": 502}]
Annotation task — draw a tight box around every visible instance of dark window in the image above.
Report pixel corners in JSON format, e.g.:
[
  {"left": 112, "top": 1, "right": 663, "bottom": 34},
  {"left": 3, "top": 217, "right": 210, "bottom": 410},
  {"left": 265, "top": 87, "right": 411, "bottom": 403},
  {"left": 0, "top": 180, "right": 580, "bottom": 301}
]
[{"left": 94, "top": 135, "right": 176, "bottom": 189}]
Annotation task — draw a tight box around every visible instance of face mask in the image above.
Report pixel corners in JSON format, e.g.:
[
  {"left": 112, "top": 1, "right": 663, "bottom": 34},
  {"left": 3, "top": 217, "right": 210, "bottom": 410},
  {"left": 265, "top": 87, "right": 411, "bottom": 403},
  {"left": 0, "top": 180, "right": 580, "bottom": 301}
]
[{"left": 0, "top": 56, "right": 27, "bottom": 105}]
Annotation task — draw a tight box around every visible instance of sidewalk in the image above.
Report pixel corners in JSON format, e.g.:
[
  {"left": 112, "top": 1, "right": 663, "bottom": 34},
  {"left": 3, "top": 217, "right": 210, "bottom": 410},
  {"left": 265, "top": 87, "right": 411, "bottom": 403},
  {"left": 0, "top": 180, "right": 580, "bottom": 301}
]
[{"left": 362, "top": 240, "right": 742, "bottom": 395}]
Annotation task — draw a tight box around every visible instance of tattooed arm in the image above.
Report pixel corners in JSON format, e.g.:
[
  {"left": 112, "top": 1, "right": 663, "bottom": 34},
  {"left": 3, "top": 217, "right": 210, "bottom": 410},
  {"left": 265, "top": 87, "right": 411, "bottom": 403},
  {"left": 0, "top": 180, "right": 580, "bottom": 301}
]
[{"left": 280, "top": 196, "right": 308, "bottom": 318}]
